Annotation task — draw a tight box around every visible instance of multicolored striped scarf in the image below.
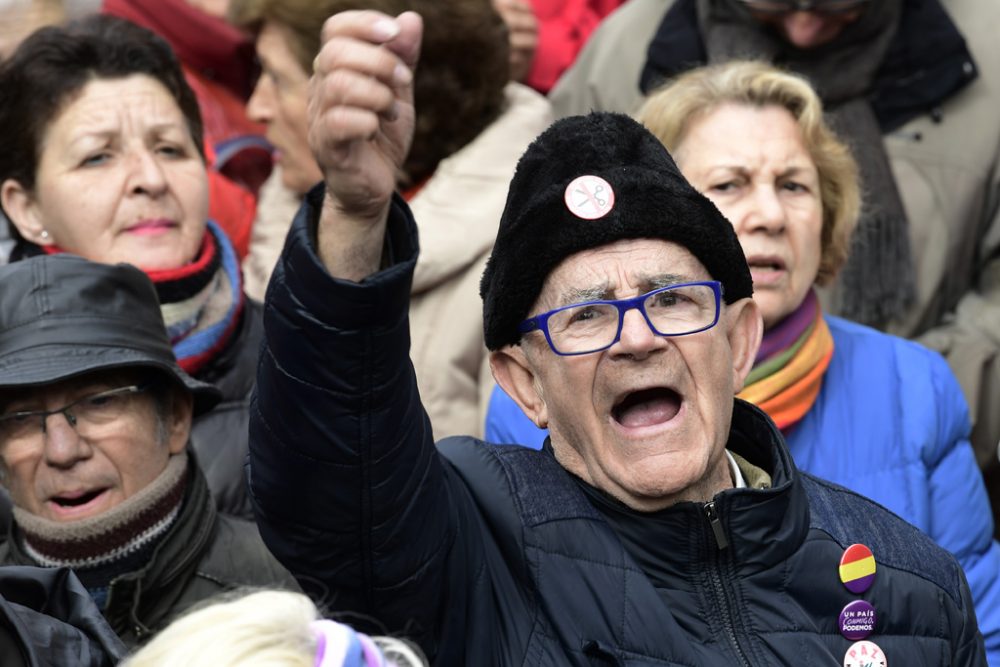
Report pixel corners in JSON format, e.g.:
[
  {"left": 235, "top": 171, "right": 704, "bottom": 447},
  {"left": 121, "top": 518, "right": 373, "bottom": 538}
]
[
  {"left": 738, "top": 290, "right": 834, "bottom": 432},
  {"left": 42, "top": 220, "right": 244, "bottom": 377},
  {"left": 146, "top": 221, "right": 245, "bottom": 375}
]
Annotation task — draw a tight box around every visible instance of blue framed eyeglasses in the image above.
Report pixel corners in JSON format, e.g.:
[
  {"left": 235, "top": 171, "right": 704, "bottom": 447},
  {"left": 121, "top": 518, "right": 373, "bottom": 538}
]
[{"left": 518, "top": 281, "right": 723, "bottom": 356}]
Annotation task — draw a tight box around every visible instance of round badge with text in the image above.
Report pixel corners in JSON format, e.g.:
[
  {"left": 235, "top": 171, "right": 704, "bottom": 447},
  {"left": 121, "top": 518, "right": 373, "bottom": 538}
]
[
  {"left": 839, "top": 600, "right": 876, "bottom": 640},
  {"left": 843, "top": 640, "right": 886, "bottom": 667},
  {"left": 839, "top": 543, "right": 876, "bottom": 594},
  {"left": 564, "top": 175, "right": 615, "bottom": 220}
]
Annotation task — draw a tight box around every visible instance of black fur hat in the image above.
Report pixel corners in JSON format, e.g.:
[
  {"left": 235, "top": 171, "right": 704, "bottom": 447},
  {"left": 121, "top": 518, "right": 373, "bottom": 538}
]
[{"left": 480, "top": 112, "right": 753, "bottom": 351}]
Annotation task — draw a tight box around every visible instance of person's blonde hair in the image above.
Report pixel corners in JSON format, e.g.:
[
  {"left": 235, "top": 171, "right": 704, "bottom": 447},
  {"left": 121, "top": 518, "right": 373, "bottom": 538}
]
[
  {"left": 123, "top": 590, "right": 318, "bottom": 667},
  {"left": 123, "top": 589, "right": 428, "bottom": 667},
  {"left": 636, "top": 61, "right": 860, "bottom": 286}
]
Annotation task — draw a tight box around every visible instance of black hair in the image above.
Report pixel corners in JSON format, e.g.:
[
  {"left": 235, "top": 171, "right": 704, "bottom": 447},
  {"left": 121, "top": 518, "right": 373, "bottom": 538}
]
[{"left": 0, "top": 14, "right": 204, "bottom": 224}]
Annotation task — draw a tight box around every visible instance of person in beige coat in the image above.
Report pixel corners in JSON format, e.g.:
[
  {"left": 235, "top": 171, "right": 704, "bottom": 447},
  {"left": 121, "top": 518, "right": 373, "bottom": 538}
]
[
  {"left": 549, "top": 0, "right": 1000, "bottom": 533},
  {"left": 231, "top": 0, "right": 553, "bottom": 439}
]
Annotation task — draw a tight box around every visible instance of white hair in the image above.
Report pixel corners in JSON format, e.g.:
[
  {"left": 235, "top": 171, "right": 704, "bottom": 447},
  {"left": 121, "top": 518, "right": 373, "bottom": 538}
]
[
  {"left": 123, "top": 590, "right": 318, "bottom": 667},
  {"left": 123, "top": 589, "right": 428, "bottom": 667}
]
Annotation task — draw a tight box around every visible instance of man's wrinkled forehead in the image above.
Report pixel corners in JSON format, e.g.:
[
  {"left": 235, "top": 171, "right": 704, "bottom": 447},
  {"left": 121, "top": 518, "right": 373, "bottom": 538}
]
[{"left": 532, "top": 238, "right": 713, "bottom": 311}]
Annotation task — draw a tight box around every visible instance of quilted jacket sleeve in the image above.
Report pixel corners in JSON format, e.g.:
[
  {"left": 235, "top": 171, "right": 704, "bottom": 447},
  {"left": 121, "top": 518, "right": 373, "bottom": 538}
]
[
  {"left": 247, "top": 187, "right": 477, "bottom": 659},
  {"left": 953, "top": 564, "right": 990, "bottom": 667}
]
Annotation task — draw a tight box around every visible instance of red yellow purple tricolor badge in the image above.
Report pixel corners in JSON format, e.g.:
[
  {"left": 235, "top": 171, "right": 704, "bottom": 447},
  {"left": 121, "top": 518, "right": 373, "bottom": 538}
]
[{"left": 839, "top": 544, "right": 876, "bottom": 594}]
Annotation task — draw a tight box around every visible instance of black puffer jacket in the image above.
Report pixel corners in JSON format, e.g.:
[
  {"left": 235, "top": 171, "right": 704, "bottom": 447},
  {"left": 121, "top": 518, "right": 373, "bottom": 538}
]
[{"left": 249, "top": 191, "right": 986, "bottom": 665}]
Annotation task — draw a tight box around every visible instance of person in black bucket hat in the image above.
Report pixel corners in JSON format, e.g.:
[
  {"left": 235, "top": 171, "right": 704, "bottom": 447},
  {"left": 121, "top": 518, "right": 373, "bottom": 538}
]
[
  {"left": 0, "top": 255, "right": 220, "bottom": 413},
  {"left": 244, "top": 12, "right": 986, "bottom": 665},
  {"left": 0, "top": 254, "right": 296, "bottom": 647}
]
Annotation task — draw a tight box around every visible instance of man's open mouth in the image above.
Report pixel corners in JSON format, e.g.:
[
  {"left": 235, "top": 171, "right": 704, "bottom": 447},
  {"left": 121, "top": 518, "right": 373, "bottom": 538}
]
[
  {"left": 612, "top": 387, "right": 682, "bottom": 428},
  {"left": 50, "top": 489, "right": 106, "bottom": 508}
]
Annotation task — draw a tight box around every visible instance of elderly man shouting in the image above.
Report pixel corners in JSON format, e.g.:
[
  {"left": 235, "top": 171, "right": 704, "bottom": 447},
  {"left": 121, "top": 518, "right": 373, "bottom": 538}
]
[
  {"left": 248, "top": 10, "right": 987, "bottom": 665},
  {"left": 0, "top": 255, "right": 295, "bottom": 646}
]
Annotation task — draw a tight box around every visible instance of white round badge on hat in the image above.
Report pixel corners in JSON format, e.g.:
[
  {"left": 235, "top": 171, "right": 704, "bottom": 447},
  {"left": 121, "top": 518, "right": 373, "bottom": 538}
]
[{"left": 564, "top": 175, "right": 615, "bottom": 220}]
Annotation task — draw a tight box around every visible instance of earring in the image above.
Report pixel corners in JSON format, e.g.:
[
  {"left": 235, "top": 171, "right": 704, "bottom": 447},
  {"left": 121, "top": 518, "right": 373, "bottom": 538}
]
[{"left": 39, "top": 230, "right": 50, "bottom": 241}]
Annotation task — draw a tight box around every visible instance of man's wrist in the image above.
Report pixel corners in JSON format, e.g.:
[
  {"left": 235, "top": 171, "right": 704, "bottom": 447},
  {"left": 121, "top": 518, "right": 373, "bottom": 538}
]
[{"left": 316, "top": 189, "right": 390, "bottom": 282}]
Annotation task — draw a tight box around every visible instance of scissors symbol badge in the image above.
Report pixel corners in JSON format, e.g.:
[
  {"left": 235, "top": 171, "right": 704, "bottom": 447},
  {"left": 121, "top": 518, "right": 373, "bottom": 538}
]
[{"left": 565, "top": 175, "right": 615, "bottom": 220}]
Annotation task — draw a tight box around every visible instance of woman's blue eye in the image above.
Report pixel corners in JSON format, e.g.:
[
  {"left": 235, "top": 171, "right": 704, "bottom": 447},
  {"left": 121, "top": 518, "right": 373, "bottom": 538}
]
[{"left": 81, "top": 153, "right": 109, "bottom": 166}]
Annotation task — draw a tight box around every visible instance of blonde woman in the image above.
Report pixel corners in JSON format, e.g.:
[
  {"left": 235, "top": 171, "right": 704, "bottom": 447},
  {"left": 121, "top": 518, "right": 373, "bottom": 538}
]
[{"left": 124, "top": 590, "right": 426, "bottom": 667}]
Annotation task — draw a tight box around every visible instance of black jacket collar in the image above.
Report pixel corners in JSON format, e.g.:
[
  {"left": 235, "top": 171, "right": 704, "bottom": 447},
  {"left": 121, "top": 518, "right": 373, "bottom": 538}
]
[{"left": 568, "top": 400, "right": 809, "bottom": 578}]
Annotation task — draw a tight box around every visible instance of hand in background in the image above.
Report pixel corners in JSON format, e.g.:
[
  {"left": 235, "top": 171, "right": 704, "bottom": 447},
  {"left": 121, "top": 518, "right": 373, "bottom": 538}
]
[{"left": 493, "top": 0, "right": 538, "bottom": 83}]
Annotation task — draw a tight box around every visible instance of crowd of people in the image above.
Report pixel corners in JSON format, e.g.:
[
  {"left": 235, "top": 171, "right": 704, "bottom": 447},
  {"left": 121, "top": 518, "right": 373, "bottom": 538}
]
[{"left": 0, "top": 0, "right": 996, "bottom": 665}]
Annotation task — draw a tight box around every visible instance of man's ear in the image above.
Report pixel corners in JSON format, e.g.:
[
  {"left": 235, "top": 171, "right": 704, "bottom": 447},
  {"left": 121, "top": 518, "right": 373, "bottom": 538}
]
[
  {"left": 489, "top": 346, "right": 549, "bottom": 429},
  {"left": 0, "top": 179, "right": 50, "bottom": 246},
  {"left": 725, "top": 297, "right": 763, "bottom": 394},
  {"left": 166, "top": 388, "right": 194, "bottom": 455}
]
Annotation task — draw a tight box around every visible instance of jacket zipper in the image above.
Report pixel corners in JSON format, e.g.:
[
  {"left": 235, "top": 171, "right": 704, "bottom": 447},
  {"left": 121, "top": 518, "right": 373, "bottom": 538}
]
[{"left": 703, "top": 501, "right": 752, "bottom": 667}]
